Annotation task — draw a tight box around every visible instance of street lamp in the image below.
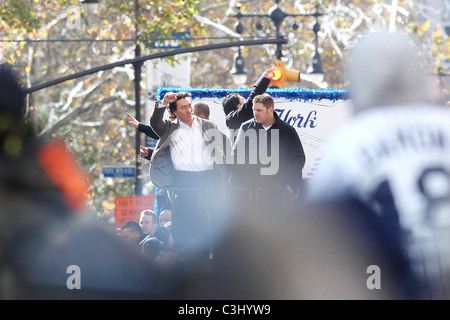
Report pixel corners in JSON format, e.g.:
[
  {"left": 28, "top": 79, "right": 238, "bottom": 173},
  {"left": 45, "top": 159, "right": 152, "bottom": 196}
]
[
  {"left": 301, "top": 11, "right": 325, "bottom": 86},
  {"left": 82, "top": 0, "right": 143, "bottom": 195},
  {"left": 230, "top": 0, "right": 325, "bottom": 87},
  {"left": 230, "top": 47, "right": 247, "bottom": 85},
  {"left": 230, "top": 10, "right": 247, "bottom": 85}
]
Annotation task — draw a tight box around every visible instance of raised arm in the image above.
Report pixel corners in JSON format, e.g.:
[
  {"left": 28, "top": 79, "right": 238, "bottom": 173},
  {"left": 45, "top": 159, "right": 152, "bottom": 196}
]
[
  {"left": 126, "top": 113, "right": 159, "bottom": 139},
  {"left": 150, "top": 92, "right": 177, "bottom": 136},
  {"left": 226, "top": 68, "right": 274, "bottom": 130}
]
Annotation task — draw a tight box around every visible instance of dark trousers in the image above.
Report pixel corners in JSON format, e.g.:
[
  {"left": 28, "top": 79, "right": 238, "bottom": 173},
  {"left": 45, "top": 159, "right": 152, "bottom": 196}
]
[{"left": 169, "top": 169, "right": 224, "bottom": 258}]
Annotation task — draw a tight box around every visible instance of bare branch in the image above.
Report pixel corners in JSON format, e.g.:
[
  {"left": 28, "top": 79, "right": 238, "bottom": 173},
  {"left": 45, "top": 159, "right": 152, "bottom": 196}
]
[{"left": 38, "top": 94, "right": 120, "bottom": 138}]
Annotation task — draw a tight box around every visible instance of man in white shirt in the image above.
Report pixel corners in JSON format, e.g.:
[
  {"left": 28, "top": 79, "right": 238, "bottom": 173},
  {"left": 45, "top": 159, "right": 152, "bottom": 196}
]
[{"left": 149, "top": 91, "right": 230, "bottom": 257}]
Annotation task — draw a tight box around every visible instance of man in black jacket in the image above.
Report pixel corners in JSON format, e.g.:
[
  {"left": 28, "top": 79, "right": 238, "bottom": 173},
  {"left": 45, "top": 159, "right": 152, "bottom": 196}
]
[{"left": 230, "top": 93, "right": 306, "bottom": 214}]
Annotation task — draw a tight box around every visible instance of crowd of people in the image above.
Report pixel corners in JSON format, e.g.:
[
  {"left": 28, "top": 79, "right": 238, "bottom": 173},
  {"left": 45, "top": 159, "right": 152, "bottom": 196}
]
[{"left": 0, "top": 29, "right": 449, "bottom": 300}]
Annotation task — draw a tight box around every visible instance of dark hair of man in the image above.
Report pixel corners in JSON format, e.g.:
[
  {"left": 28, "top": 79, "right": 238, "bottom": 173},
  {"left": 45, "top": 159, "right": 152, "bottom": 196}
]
[
  {"left": 222, "top": 93, "right": 242, "bottom": 116},
  {"left": 152, "top": 226, "right": 170, "bottom": 243},
  {"left": 253, "top": 93, "right": 274, "bottom": 109},
  {"left": 168, "top": 91, "right": 192, "bottom": 115},
  {"left": 121, "top": 220, "right": 143, "bottom": 235}
]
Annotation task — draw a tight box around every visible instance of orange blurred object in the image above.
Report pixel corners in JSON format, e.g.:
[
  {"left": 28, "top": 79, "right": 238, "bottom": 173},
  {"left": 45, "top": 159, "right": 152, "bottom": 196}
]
[{"left": 36, "top": 139, "right": 90, "bottom": 212}]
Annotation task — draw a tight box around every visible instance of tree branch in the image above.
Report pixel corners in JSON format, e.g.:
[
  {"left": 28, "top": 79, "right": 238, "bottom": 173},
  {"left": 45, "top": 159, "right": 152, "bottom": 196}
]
[{"left": 38, "top": 95, "right": 120, "bottom": 138}]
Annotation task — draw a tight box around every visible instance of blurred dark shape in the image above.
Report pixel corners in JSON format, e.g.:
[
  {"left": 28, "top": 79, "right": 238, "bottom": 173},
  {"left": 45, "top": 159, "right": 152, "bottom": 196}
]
[
  {"left": 182, "top": 197, "right": 421, "bottom": 299},
  {"left": 0, "top": 63, "right": 180, "bottom": 299}
]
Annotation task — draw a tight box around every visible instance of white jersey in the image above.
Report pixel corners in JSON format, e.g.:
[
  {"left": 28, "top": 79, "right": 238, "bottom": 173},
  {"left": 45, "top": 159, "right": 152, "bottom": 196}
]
[{"left": 307, "top": 104, "right": 450, "bottom": 299}]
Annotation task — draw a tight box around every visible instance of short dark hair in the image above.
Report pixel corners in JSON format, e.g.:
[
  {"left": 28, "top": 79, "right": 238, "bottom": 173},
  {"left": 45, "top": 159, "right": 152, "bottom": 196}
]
[
  {"left": 168, "top": 91, "right": 192, "bottom": 115},
  {"left": 120, "top": 220, "right": 143, "bottom": 234},
  {"left": 152, "top": 226, "right": 171, "bottom": 244},
  {"left": 222, "top": 93, "right": 242, "bottom": 116},
  {"left": 253, "top": 93, "right": 274, "bottom": 109}
]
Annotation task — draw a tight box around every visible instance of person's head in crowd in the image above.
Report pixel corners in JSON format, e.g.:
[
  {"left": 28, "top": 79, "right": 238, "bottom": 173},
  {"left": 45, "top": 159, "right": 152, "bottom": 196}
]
[
  {"left": 222, "top": 93, "right": 245, "bottom": 116},
  {"left": 347, "top": 30, "right": 434, "bottom": 113},
  {"left": 120, "top": 220, "right": 143, "bottom": 245},
  {"left": 139, "top": 209, "right": 158, "bottom": 236},
  {"left": 153, "top": 226, "right": 173, "bottom": 250},
  {"left": 167, "top": 91, "right": 193, "bottom": 124},
  {"left": 252, "top": 93, "right": 275, "bottom": 127},
  {"left": 193, "top": 101, "right": 210, "bottom": 119},
  {"left": 159, "top": 209, "right": 172, "bottom": 228}
]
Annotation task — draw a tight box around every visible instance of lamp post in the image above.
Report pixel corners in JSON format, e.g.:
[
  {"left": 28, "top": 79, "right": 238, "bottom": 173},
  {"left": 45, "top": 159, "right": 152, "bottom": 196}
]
[
  {"left": 133, "top": 0, "right": 143, "bottom": 195},
  {"left": 82, "top": 0, "right": 143, "bottom": 195},
  {"left": 230, "top": 0, "right": 324, "bottom": 86},
  {"left": 231, "top": 9, "right": 247, "bottom": 85},
  {"left": 230, "top": 48, "right": 247, "bottom": 86},
  {"left": 302, "top": 6, "right": 325, "bottom": 85}
]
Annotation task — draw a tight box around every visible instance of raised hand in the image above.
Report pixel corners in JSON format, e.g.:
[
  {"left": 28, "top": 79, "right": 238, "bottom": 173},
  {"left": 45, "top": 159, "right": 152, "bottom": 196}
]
[
  {"left": 162, "top": 92, "right": 178, "bottom": 105},
  {"left": 126, "top": 113, "right": 139, "bottom": 128}
]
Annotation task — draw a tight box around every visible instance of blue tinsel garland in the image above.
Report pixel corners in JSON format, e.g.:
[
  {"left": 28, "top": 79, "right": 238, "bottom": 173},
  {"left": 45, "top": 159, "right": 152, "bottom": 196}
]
[{"left": 156, "top": 87, "right": 350, "bottom": 102}]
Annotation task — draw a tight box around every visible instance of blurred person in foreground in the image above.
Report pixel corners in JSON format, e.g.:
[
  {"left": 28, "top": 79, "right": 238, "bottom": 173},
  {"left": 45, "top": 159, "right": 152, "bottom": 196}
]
[
  {"left": 306, "top": 30, "right": 449, "bottom": 299},
  {"left": 0, "top": 63, "right": 179, "bottom": 299},
  {"left": 184, "top": 197, "right": 414, "bottom": 299}
]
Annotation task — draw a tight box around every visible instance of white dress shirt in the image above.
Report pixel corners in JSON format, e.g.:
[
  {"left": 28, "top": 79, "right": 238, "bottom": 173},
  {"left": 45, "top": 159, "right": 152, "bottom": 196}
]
[{"left": 170, "top": 117, "right": 214, "bottom": 172}]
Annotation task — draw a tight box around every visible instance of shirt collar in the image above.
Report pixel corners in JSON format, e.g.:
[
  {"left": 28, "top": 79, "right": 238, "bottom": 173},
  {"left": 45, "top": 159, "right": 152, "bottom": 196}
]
[{"left": 178, "top": 116, "right": 201, "bottom": 129}]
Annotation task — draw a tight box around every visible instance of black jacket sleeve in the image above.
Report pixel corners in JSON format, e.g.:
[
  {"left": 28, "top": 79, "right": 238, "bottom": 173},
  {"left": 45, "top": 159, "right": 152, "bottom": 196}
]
[
  {"left": 284, "top": 126, "right": 306, "bottom": 195},
  {"left": 226, "top": 76, "right": 271, "bottom": 130},
  {"left": 137, "top": 123, "right": 159, "bottom": 140}
]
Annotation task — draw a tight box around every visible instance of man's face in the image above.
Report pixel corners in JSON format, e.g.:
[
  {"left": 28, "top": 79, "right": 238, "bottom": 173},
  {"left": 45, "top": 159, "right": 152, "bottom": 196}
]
[
  {"left": 120, "top": 228, "right": 139, "bottom": 243},
  {"left": 139, "top": 215, "right": 156, "bottom": 235},
  {"left": 253, "top": 102, "right": 273, "bottom": 126},
  {"left": 159, "top": 210, "right": 172, "bottom": 227},
  {"left": 173, "top": 98, "right": 194, "bottom": 124}
]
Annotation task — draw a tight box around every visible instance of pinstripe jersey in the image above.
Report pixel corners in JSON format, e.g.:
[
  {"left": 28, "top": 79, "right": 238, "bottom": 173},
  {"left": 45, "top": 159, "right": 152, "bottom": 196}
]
[{"left": 307, "top": 104, "right": 450, "bottom": 299}]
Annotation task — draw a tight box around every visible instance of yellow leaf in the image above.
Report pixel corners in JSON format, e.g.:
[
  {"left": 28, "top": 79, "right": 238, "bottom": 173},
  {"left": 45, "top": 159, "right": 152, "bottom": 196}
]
[
  {"left": 102, "top": 200, "right": 116, "bottom": 210},
  {"left": 418, "top": 20, "right": 431, "bottom": 33},
  {"left": 25, "top": 66, "right": 31, "bottom": 73}
]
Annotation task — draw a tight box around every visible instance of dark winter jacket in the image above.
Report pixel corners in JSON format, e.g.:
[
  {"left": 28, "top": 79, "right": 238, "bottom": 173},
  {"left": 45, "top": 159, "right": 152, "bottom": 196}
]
[{"left": 230, "top": 111, "right": 306, "bottom": 195}]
